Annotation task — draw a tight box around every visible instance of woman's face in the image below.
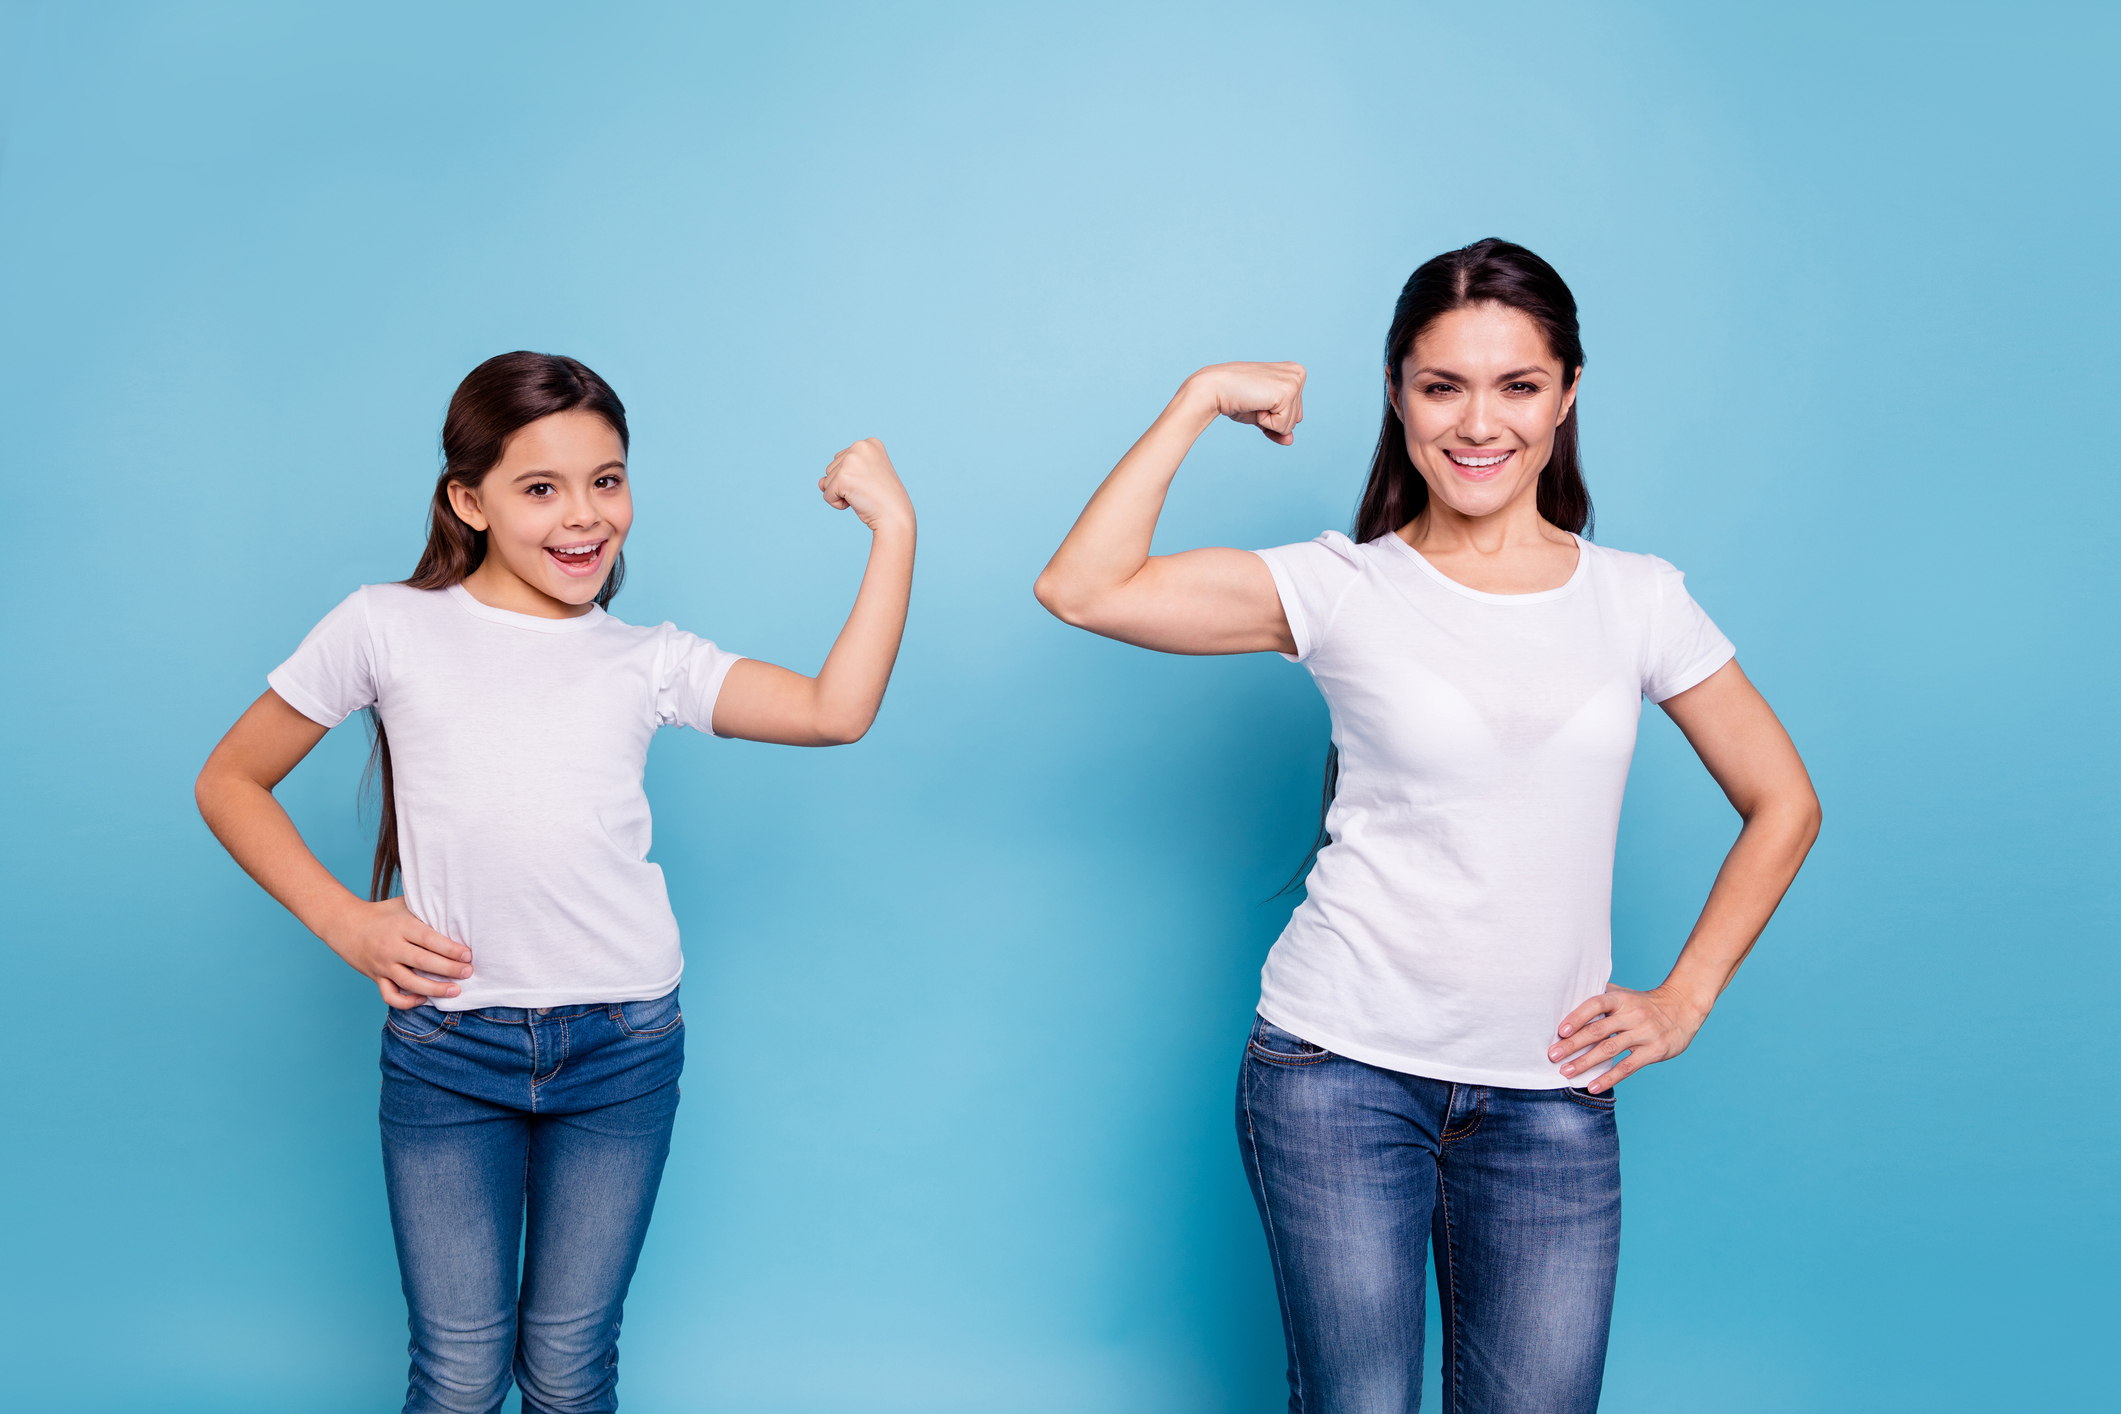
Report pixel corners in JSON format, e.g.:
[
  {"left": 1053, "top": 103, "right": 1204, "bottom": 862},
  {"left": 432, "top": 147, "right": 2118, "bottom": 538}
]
[
  {"left": 448, "top": 410, "right": 633, "bottom": 611},
  {"left": 1394, "top": 302, "right": 1579, "bottom": 524}
]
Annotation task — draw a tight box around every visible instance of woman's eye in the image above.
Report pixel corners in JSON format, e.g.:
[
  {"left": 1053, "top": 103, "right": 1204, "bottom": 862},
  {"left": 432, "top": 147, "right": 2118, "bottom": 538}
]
[
  {"left": 1423, "top": 383, "right": 1457, "bottom": 396},
  {"left": 1506, "top": 382, "right": 1540, "bottom": 394}
]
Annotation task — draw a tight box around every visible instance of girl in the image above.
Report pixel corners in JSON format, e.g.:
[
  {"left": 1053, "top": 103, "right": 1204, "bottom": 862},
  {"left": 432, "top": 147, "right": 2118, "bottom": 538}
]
[
  {"left": 1034, "top": 240, "right": 1820, "bottom": 1413},
  {"left": 195, "top": 352, "right": 916, "bottom": 1413}
]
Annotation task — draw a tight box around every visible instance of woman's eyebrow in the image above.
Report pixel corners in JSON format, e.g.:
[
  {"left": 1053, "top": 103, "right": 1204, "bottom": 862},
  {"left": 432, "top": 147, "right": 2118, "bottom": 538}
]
[{"left": 1407, "top": 364, "right": 1553, "bottom": 383}]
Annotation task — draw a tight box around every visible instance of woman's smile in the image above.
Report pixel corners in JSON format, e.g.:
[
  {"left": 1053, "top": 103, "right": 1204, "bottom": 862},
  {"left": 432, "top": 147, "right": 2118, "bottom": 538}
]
[
  {"left": 544, "top": 538, "right": 608, "bottom": 576},
  {"left": 1445, "top": 448, "right": 1515, "bottom": 478}
]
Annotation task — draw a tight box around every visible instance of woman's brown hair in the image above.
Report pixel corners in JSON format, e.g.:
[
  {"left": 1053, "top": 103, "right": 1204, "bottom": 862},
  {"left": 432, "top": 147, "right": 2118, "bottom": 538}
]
[
  {"left": 1282, "top": 240, "right": 1591, "bottom": 894},
  {"left": 366, "top": 352, "right": 630, "bottom": 900}
]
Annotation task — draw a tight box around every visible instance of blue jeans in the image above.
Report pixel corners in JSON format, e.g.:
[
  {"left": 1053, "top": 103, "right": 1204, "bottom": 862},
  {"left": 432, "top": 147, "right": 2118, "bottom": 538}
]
[
  {"left": 379, "top": 989, "right": 685, "bottom": 1414},
  {"left": 1237, "top": 1016, "right": 1620, "bottom": 1414}
]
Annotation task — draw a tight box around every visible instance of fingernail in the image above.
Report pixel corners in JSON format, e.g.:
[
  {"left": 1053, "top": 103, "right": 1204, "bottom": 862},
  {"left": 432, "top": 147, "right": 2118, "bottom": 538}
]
[
  {"left": 1559, "top": 1025, "right": 1573, "bottom": 1037},
  {"left": 447, "top": 986, "right": 460, "bottom": 995},
  {"left": 1561, "top": 1066, "right": 1574, "bottom": 1076},
  {"left": 461, "top": 968, "right": 473, "bottom": 978}
]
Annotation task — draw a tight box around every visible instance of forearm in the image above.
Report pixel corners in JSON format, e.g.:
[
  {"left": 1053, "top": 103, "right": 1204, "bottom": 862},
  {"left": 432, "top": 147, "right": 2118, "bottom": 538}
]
[
  {"left": 197, "top": 773, "right": 363, "bottom": 939},
  {"left": 807, "top": 517, "right": 916, "bottom": 743},
  {"left": 1658, "top": 798, "right": 1820, "bottom": 1017},
  {"left": 1034, "top": 379, "right": 1220, "bottom": 616}
]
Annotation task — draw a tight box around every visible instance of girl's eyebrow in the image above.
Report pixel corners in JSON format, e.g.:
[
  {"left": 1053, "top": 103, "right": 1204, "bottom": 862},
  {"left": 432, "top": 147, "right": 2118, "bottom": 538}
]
[{"left": 510, "top": 460, "right": 627, "bottom": 484}]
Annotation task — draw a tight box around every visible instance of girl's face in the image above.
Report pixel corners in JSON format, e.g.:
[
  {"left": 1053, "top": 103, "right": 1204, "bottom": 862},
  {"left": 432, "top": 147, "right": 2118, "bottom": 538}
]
[
  {"left": 449, "top": 410, "right": 632, "bottom": 614},
  {"left": 1394, "top": 302, "right": 1579, "bottom": 525}
]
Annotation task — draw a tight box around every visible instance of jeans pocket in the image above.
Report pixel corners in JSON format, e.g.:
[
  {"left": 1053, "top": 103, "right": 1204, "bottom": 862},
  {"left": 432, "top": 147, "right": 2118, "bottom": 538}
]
[
  {"left": 384, "top": 1004, "right": 452, "bottom": 1043},
  {"left": 613, "top": 988, "right": 683, "bottom": 1039},
  {"left": 1562, "top": 1085, "right": 1617, "bottom": 1112},
  {"left": 1248, "top": 1016, "right": 1332, "bottom": 1067}
]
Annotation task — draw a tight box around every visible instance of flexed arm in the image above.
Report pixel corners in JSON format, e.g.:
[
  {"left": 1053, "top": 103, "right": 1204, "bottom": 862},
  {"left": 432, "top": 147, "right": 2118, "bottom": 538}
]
[
  {"left": 711, "top": 438, "right": 917, "bottom": 746},
  {"left": 1034, "top": 363, "right": 1305, "bottom": 656}
]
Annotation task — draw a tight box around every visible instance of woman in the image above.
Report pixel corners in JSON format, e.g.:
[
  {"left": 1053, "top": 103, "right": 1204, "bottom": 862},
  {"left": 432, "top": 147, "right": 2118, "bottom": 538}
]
[{"left": 1034, "top": 239, "right": 1819, "bottom": 1413}]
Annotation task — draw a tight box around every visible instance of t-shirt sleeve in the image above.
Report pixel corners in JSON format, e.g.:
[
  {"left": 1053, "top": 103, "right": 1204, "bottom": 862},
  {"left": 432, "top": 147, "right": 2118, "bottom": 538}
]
[
  {"left": 1642, "top": 556, "right": 1736, "bottom": 703},
  {"left": 654, "top": 625, "right": 746, "bottom": 736},
  {"left": 1252, "top": 531, "right": 1367, "bottom": 662},
  {"left": 266, "top": 588, "right": 379, "bottom": 728}
]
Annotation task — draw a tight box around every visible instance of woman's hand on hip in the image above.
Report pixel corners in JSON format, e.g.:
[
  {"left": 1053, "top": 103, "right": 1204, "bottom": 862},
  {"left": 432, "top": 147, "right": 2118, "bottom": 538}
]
[
  {"left": 1550, "top": 983, "right": 1706, "bottom": 1093},
  {"left": 1185, "top": 361, "right": 1307, "bottom": 444},
  {"left": 819, "top": 437, "right": 915, "bottom": 535},
  {"left": 322, "top": 896, "right": 474, "bottom": 1010}
]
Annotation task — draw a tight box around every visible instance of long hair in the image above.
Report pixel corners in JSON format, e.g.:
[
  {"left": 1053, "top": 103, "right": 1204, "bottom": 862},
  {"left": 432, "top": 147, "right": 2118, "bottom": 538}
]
[
  {"left": 1282, "top": 240, "right": 1590, "bottom": 895},
  {"left": 366, "top": 352, "right": 630, "bottom": 901}
]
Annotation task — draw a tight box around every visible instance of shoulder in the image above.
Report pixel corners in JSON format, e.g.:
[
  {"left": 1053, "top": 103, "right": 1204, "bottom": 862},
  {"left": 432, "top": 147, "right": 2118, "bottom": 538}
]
[
  {"left": 1577, "top": 539, "right": 1688, "bottom": 594},
  {"left": 354, "top": 581, "right": 454, "bottom": 617},
  {"left": 1257, "top": 529, "right": 1372, "bottom": 574}
]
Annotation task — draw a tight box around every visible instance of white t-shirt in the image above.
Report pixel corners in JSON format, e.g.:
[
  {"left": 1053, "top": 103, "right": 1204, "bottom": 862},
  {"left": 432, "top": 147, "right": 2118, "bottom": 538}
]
[
  {"left": 1253, "top": 530, "right": 1734, "bottom": 1088},
  {"left": 268, "top": 582, "right": 744, "bottom": 1010}
]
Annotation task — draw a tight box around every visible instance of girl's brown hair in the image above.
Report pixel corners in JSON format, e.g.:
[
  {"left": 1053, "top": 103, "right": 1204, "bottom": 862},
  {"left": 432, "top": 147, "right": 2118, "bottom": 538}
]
[{"left": 366, "top": 352, "right": 629, "bottom": 900}]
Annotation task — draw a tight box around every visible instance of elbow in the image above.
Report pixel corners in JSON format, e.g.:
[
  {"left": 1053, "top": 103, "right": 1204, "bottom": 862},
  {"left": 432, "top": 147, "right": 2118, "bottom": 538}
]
[
  {"left": 194, "top": 764, "right": 224, "bottom": 824},
  {"left": 1032, "top": 571, "right": 1095, "bottom": 629},
  {"left": 811, "top": 714, "right": 873, "bottom": 747}
]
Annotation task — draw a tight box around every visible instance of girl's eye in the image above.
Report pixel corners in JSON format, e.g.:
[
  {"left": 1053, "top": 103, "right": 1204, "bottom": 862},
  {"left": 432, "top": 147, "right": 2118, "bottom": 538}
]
[
  {"left": 596, "top": 475, "right": 622, "bottom": 490},
  {"left": 526, "top": 483, "right": 554, "bottom": 497}
]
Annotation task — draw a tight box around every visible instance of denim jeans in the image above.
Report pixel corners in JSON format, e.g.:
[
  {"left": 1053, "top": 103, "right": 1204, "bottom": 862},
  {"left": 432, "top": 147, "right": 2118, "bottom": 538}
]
[
  {"left": 1237, "top": 1015, "right": 1620, "bottom": 1414},
  {"left": 379, "top": 989, "right": 685, "bottom": 1414}
]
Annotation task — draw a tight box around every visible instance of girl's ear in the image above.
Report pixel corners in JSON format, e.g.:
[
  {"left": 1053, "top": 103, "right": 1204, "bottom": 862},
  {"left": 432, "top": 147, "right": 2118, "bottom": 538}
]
[{"left": 446, "top": 480, "right": 490, "bottom": 532}]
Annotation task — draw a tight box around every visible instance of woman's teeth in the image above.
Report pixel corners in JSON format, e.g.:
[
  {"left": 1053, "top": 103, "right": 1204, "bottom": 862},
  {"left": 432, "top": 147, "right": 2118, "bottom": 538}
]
[{"left": 1448, "top": 451, "right": 1511, "bottom": 468}]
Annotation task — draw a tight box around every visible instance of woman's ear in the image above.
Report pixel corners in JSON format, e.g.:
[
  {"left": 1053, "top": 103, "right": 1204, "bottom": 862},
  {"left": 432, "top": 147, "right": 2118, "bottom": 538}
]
[
  {"left": 446, "top": 480, "right": 490, "bottom": 532},
  {"left": 1557, "top": 367, "right": 1583, "bottom": 425}
]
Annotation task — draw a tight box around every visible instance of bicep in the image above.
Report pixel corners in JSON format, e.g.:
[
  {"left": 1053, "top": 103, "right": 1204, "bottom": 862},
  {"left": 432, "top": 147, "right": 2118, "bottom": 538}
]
[
  {"left": 202, "top": 690, "right": 332, "bottom": 792},
  {"left": 1059, "top": 547, "right": 1295, "bottom": 656},
  {"left": 1658, "top": 661, "right": 1814, "bottom": 816},
  {"left": 708, "top": 658, "right": 832, "bottom": 745}
]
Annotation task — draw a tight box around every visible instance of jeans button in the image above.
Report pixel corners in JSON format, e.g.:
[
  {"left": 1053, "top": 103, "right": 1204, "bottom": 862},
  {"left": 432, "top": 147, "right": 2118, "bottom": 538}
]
[{"left": 535, "top": 1007, "right": 550, "bottom": 1016}]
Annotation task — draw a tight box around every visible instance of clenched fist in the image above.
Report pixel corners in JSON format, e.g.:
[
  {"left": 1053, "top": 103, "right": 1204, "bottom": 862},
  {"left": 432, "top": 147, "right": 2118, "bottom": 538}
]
[
  {"left": 1184, "top": 361, "right": 1307, "bottom": 445},
  {"left": 820, "top": 437, "right": 916, "bottom": 534}
]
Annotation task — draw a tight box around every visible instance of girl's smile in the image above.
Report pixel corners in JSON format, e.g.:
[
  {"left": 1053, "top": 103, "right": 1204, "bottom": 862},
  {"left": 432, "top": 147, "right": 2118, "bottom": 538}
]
[{"left": 545, "top": 538, "right": 610, "bottom": 576}]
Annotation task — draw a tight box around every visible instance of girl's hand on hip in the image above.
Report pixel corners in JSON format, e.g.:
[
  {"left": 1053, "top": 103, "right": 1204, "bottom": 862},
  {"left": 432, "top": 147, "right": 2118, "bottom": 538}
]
[
  {"left": 323, "top": 896, "right": 474, "bottom": 1010},
  {"left": 1184, "top": 361, "right": 1307, "bottom": 444},
  {"left": 1550, "top": 983, "right": 1706, "bottom": 1093},
  {"left": 819, "top": 437, "right": 915, "bottom": 534}
]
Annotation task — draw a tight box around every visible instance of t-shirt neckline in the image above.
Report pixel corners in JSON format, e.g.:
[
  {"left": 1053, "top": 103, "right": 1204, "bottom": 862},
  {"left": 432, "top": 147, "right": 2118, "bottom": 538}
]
[
  {"left": 445, "top": 582, "right": 608, "bottom": 634},
  {"left": 1382, "top": 531, "right": 1589, "bottom": 605}
]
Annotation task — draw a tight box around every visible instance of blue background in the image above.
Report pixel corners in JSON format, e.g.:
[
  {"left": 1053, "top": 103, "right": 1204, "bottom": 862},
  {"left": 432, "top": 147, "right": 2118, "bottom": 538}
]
[{"left": 2, "top": 2, "right": 2113, "bottom": 1409}]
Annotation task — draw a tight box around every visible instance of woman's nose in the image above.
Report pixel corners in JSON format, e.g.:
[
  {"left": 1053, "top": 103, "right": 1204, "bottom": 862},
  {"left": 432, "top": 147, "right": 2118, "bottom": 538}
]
[{"left": 1459, "top": 390, "right": 1499, "bottom": 442}]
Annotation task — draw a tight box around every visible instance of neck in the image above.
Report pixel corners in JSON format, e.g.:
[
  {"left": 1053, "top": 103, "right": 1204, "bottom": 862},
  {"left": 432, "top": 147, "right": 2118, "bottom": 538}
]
[
  {"left": 1398, "top": 482, "right": 1566, "bottom": 557},
  {"left": 459, "top": 558, "right": 598, "bottom": 619}
]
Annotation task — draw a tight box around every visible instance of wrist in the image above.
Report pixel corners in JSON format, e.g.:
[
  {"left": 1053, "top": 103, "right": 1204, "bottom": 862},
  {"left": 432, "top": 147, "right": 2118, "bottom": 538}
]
[
  {"left": 309, "top": 890, "right": 370, "bottom": 953},
  {"left": 1654, "top": 978, "right": 1716, "bottom": 1029},
  {"left": 867, "top": 508, "right": 917, "bottom": 540},
  {"left": 1170, "top": 372, "right": 1225, "bottom": 430}
]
